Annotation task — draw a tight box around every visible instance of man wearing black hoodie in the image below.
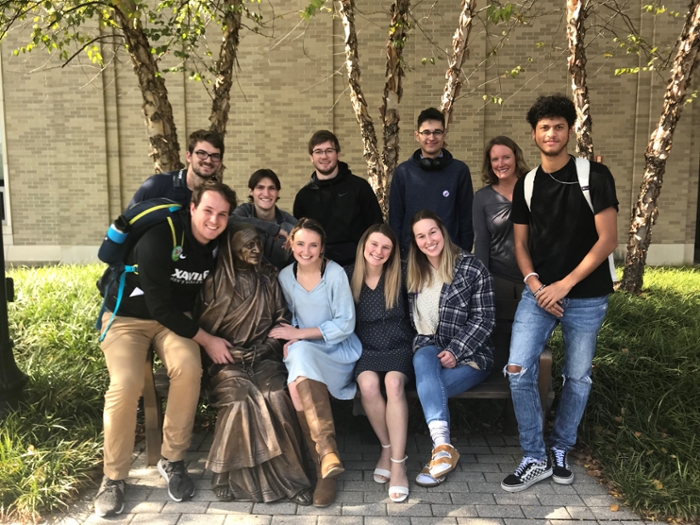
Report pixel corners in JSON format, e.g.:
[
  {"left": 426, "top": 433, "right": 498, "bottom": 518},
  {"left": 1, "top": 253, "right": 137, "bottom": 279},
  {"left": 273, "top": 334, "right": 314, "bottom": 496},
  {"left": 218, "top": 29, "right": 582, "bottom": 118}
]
[
  {"left": 293, "top": 130, "right": 383, "bottom": 266},
  {"left": 389, "top": 108, "right": 474, "bottom": 256}
]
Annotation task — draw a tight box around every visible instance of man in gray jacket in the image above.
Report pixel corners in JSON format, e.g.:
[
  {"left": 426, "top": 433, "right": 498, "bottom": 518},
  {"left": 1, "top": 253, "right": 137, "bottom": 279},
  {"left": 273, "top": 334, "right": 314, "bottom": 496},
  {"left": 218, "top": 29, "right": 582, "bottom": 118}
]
[{"left": 232, "top": 169, "right": 296, "bottom": 269}]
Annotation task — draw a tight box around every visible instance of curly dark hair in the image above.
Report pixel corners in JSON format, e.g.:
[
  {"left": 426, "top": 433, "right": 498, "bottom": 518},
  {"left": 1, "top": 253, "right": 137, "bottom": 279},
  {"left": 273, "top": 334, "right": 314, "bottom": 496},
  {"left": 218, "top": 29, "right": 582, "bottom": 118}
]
[{"left": 526, "top": 94, "right": 576, "bottom": 129}]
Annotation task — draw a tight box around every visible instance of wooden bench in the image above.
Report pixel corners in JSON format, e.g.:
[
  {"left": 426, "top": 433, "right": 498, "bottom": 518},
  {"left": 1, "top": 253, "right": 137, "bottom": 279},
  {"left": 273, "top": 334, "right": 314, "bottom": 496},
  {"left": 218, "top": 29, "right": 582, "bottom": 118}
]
[
  {"left": 141, "top": 298, "right": 554, "bottom": 465},
  {"left": 437, "top": 298, "right": 554, "bottom": 432}
]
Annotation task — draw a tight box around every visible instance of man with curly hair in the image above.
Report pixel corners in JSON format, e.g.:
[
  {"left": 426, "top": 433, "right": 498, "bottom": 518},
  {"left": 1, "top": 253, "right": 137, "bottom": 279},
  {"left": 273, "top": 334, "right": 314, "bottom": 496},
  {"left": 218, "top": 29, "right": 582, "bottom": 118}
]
[{"left": 502, "top": 94, "right": 618, "bottom": 492}]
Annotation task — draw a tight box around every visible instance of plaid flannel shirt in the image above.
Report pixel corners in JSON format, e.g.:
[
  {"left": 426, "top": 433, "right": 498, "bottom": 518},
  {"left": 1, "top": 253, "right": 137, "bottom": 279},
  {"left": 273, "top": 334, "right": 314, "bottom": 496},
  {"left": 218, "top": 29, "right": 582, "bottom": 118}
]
[{"left": 409, "top": 251, "right": 495, "bottom": 371}]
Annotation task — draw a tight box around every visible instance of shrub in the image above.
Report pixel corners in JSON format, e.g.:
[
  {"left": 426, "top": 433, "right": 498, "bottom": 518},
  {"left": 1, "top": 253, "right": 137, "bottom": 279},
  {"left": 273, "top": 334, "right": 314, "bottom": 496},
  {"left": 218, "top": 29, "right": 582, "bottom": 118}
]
[{"left": 570, "top": 268, "right": 700, "bottom": 521}]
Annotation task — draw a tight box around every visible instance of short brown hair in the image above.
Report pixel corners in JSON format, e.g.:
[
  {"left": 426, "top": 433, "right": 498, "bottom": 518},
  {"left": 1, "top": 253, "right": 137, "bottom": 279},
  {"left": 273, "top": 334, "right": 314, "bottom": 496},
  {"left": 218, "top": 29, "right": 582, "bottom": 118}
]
[
  {"left": 187, "top": 129, "right": 225, "bottom": 156},
  {"left": 417, "top": 107, "right": 445, "bottom": 129},
  {"left": 308, "top": 130, "right": 340, "bottom": 155},
  {"left": 481, "top": 136, "right": 530, "bottom": 185},
  {"left": 191, "top": 179, "right": 237, "bottom": 213}
]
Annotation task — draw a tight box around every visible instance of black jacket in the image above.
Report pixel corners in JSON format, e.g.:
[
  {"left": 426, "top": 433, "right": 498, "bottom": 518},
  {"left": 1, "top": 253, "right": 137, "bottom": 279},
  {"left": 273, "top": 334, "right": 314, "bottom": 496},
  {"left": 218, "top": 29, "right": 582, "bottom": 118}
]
[
  {"left": 293, "top": 162, "right": 383, "bottom": 266},
  {"left": 129, "top": 169, "right": 190, "bottom": 206}
]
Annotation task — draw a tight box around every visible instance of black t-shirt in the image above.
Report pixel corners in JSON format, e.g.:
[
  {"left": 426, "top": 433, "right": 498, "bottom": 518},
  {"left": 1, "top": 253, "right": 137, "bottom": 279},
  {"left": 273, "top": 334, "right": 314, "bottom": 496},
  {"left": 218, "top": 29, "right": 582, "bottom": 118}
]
[{"left": 510, "top": 157, "right": 618, "bottom": 298}]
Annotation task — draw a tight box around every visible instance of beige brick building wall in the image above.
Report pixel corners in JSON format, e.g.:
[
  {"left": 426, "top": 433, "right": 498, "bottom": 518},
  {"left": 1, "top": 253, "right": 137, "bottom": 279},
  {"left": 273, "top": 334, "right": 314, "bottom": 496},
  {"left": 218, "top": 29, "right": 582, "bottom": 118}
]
[{"left": 0, "top": 0, "right": 697, "bottom": 264}]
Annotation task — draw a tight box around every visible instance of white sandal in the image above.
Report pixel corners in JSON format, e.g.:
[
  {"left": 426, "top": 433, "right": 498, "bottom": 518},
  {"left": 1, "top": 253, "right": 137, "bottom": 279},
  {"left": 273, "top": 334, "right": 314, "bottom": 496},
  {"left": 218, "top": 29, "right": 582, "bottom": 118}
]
[
  {"left": 372, "top": 443, "right": 391, "bottom": 484},
  {"left": 388, "top": 455, "right": 409, "bottom": 503}
]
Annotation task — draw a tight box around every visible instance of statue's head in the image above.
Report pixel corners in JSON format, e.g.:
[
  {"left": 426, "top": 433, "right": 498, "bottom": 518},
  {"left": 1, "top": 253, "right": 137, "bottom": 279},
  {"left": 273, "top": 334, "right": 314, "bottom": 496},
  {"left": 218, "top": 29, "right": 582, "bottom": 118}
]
[{"left": 229, "top": 223, "right": 263, "bottom": 269}]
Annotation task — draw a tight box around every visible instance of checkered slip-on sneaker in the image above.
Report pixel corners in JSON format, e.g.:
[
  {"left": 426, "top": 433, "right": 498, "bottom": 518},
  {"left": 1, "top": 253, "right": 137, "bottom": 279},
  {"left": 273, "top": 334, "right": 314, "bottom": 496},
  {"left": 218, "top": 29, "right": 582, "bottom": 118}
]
[{"left": 501, "top": 456, "right": 552, "bottom": 492}]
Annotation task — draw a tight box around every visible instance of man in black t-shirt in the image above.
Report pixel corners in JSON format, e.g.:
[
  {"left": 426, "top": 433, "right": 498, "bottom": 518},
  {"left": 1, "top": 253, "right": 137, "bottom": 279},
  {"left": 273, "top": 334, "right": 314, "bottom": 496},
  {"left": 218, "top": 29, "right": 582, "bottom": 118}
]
[
  {"left": 129, "top": 129, "right": 225, "bottom": 206},
  {"left": 501, "top": 95, "right": 618, "bottom": 493},
  {"left": 94, "top": 181, "right": 237, "bottom": 517}
]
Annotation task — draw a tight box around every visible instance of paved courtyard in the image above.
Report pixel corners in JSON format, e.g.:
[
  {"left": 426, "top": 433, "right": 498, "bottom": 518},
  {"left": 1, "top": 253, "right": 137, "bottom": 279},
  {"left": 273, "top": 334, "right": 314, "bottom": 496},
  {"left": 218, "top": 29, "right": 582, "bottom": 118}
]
[{"left": 39, "top": 431, "right": 645, "bottom": 525}]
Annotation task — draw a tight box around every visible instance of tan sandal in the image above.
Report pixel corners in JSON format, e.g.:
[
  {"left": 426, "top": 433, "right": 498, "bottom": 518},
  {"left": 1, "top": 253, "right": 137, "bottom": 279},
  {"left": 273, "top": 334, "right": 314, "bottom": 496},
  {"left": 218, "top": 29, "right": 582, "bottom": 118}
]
[
  {"left": 428, "top": 443, "right": 460, "bottom": 477},
  {"left": 415, "top": 463, "right": 445, "bottom": 487}
]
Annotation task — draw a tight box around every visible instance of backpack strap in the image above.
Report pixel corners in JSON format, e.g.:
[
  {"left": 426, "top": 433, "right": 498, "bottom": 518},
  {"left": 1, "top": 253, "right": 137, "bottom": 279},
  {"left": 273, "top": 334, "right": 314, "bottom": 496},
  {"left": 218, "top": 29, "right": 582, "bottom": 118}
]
[
  {"left": 574, "top": 158, "right": 617, "bottom": 283},
  {"left": 523, "top": 167, "right": 538, "bottom": 210},
  {"left": 575, "top": 157, "right": 593, "bottom": 210},
  {"left": 98, "top": 264, "right": 137, "bottom": 342},
  {"left": 172, "top": 169, "right": 188, "bottom": 204}
]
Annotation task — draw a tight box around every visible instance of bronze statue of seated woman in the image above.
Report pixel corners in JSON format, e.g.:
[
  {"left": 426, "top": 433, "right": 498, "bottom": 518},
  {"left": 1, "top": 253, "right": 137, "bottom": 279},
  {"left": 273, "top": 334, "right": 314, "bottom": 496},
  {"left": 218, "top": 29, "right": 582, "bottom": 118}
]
[{"left": 197, "top": 223, "right": 312, "bottom": 505}]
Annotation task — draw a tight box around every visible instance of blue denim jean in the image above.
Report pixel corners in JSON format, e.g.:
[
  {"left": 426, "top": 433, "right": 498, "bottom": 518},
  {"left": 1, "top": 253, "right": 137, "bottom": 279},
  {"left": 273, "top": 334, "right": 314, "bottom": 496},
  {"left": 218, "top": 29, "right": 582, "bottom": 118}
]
[
  {"left": 413, "top": 345, "right": 490, "bottom": 427},
  {"left": 506, "top": 290, "right": 609, "bottom": 460}
]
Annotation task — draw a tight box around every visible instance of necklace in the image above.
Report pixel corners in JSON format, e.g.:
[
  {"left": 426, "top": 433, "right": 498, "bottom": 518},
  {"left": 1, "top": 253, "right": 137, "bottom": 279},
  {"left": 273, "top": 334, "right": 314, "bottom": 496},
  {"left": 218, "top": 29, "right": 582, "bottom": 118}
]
[{"left": 543, "top": 167, "right": 578, "bottom": 185}]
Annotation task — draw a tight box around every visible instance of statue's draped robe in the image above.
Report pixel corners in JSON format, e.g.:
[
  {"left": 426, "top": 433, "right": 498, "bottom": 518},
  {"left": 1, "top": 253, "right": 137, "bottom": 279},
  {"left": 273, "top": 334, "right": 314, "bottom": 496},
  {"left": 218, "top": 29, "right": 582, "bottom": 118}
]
[{"left": 198, "top": 230, "right": 310, "bottom": 502}]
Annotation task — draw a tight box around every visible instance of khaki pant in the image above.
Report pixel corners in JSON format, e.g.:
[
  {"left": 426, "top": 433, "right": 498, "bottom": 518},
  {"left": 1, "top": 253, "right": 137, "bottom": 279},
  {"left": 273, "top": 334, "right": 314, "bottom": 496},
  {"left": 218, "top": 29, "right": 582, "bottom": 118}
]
[{"left": 100, "top": 313, "right": 202, "bottom": 480}]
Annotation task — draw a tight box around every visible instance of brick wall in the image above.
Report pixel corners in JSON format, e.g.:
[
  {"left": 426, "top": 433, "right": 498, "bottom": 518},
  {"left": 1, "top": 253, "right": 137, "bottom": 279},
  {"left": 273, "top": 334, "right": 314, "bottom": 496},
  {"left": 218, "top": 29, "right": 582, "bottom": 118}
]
[{"left": 0, "top": 0, "right": 697, "bottom": 263}]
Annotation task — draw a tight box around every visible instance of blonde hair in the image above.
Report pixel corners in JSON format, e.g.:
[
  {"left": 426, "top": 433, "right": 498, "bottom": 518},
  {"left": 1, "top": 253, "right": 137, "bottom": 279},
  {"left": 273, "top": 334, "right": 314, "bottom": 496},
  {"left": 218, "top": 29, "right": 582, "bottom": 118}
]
[
  {"left": 406, "top": 210, "right": 460, "bottom": 294},
  {"left": 350, "top": 224, "right": 401, "bottom": 310}
]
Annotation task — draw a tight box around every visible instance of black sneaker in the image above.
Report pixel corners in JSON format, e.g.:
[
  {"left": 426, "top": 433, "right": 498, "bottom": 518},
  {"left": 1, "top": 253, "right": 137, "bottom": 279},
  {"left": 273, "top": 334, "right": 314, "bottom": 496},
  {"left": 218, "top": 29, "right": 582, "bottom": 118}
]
[
  {"left": 501, "top": 456, "right": 552, "bottom": 492},
  {"left": 550, "top": 447, "right": 574, "bottom": 484},
  {"left": 94, "top": 476, "right": 125, "bottom": 517},
  {"left": 158, "top": 458, "right": 195, "bottom": 502}
]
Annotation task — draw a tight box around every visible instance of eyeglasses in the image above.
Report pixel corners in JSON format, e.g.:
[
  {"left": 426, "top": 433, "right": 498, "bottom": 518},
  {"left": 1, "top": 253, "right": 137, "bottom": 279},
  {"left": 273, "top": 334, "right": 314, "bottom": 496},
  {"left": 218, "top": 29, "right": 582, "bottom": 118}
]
[
  {"left": 312, "top": 148, "right": 337, "bottom": 157},
  {"left": 417, "top": 130, "right": 445, "bottom": 138},
  {"left": 194, "top": 150, "right": 222, "bottom": 162}
]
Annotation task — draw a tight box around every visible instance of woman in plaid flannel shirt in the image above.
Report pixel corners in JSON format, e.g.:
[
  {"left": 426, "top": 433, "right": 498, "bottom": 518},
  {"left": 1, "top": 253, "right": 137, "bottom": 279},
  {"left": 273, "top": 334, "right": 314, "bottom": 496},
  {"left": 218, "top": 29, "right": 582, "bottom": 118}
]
[{"left": 407, "top": 209, "right": 496, "bottom": 487}]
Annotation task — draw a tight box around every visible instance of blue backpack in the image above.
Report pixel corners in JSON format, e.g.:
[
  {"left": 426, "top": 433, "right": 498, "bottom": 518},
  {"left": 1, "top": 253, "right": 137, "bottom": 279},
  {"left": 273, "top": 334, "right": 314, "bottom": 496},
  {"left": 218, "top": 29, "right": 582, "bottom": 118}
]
[{"left": 95, "top": 198, "right": 184, "bottom": 341}]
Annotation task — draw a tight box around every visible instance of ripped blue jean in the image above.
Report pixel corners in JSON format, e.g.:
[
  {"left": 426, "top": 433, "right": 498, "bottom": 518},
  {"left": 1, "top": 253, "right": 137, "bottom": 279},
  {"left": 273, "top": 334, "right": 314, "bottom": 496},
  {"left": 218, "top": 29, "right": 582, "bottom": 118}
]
[{"left": 505, "top": 289, "right": 609, "bottom": 460}]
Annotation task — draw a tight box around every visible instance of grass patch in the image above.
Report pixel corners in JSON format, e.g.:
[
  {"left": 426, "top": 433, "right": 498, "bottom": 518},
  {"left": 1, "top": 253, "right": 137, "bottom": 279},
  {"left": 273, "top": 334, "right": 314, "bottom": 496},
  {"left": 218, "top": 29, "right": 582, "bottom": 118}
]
[
  {"left": 1, "top": 264, "right": 106, "bottom": 522},
  {"left": 1, "top": 264, "right": 699, "bottom": 522},
  {"left": 560, "top": 267, "right": 700, "bottom": 521}
]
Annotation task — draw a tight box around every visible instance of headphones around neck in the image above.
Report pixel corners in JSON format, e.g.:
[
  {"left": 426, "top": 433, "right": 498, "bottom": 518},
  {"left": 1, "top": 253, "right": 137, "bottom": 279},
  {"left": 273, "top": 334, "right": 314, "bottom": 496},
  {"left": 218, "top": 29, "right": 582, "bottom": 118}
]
[{"left": 418, "top": 156, "right": 447, "bottom": 171}]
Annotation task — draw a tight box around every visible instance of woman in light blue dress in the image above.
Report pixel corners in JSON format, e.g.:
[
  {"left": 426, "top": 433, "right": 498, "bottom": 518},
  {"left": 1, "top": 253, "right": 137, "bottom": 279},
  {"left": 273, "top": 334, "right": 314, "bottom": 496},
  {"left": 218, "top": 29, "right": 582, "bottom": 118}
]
[{"left": 270, "top": 218, "right": 361, "bottom": 508}]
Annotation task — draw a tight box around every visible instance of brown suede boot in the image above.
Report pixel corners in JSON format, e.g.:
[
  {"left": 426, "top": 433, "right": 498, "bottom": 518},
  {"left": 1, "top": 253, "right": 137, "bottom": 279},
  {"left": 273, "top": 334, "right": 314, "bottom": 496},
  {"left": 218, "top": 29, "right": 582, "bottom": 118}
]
[
  {"left": 296, "top": 379, "right": 345, "bottom": 479},
  {"left": 297, "top": 411, "right": 337, "bottom": 508}
]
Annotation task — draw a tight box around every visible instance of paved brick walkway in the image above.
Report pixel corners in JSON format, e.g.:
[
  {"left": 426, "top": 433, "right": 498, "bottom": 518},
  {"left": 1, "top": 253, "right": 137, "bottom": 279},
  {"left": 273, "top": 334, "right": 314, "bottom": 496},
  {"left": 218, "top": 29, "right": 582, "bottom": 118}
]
[{"left": 40, "top": 431, "right": 645, "bottom": 525}]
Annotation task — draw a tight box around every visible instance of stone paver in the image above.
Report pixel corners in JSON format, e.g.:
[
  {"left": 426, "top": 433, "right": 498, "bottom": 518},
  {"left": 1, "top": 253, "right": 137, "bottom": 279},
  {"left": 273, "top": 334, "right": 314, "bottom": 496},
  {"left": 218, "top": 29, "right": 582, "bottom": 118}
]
[{"left": 37, "top": 432, "right": 643, "bottom": 525}]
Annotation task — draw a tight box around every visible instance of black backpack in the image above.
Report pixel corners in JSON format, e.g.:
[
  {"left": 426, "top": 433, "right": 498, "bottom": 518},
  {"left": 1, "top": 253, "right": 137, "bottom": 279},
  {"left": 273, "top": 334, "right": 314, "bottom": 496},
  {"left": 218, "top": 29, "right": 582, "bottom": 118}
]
[{"left": 95, "top": 198, "right": 184, "bottom": 341}]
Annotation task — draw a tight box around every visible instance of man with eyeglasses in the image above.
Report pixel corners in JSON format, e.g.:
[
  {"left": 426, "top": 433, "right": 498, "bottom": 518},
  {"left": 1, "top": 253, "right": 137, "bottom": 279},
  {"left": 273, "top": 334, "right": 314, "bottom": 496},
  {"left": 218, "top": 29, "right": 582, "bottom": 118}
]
[
  {"left": 130, "top": 130, "right": 225, "bottom": 206},
  {"left": 389, "top": 107, "right": 474, "bottom": 257},
  {"left": 293, "top": 129, "right": 383, "bottom": 265}
]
